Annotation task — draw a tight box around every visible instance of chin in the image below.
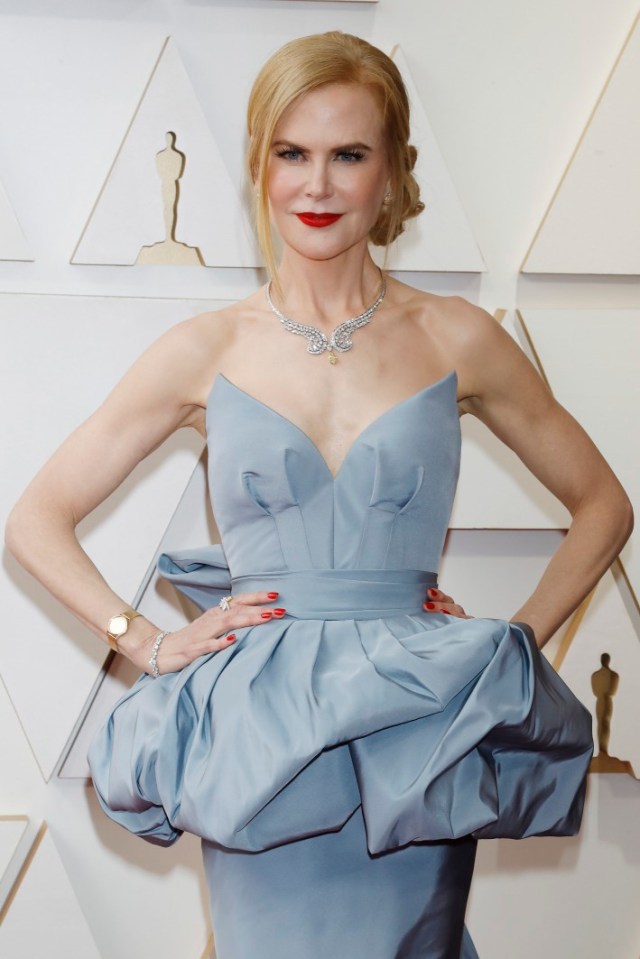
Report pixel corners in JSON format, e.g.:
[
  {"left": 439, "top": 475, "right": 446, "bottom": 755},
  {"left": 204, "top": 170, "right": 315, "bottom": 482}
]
[{"left": 283, "top": 231, "right": 371, "bottom": 262}]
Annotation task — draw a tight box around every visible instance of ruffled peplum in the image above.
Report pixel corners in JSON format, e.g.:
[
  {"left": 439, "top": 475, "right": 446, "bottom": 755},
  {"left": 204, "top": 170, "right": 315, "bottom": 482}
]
[{"left": 87, "top": 544, "right": 594, "bottom": 854}]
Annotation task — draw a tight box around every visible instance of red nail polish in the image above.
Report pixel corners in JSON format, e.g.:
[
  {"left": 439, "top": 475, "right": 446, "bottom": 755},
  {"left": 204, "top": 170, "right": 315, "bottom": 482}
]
[
  {"left": 267, "top": 592, "right": 279, "bottom": 599},
  {"left": 427, "top": 589, "right": 437, "bottom": 598},
  {"left": 261, "top": 611, "right": 273, "bottom": 619},
  {"left": 443, "top": 610, "right": 452, "bottom": 615},
  {"left": 226, "top": 634, "right": 236, "bottom": 642},
  {"left": 273, "top": 608, "right": 286, "bottom": 615},
  {"left": 425, "top": 602, "right": 436, "bottom": 610}
]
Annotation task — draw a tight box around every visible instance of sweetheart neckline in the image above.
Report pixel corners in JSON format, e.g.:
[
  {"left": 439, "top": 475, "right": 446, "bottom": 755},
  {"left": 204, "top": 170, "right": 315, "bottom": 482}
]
[{"left": 207, "top": 369, "right": 458, "bottom": 481}]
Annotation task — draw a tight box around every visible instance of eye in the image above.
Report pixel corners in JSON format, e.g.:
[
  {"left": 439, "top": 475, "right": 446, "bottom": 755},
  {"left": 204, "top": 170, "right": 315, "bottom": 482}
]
[
  {"left": 275, "top": 148, "right": 304, "bottom": 162},
  {"left": 335, "top": 150, "right": 365, "bottom": 163}
]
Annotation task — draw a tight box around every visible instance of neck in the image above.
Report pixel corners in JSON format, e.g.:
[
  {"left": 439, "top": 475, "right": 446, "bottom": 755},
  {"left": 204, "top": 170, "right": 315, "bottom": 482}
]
[{"left": 272, "top": 244, "right": 384, "bottom": 330}]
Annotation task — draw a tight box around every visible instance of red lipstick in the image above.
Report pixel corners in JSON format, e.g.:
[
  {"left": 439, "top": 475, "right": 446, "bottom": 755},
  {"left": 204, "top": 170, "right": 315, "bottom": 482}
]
[{"left": 296, "top": 213, "right": 343, "bottom": 228}]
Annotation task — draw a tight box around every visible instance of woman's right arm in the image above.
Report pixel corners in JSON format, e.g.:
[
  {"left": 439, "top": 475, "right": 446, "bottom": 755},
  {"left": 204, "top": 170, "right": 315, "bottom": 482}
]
[{"left": 4, "top": 315, "right": 281, "bottom": 675}]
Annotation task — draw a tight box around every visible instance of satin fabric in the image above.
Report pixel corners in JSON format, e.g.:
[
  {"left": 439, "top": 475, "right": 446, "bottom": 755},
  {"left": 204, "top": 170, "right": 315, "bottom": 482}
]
[{"left": 88, "top": 370, "right": 593, "bottom": 958}]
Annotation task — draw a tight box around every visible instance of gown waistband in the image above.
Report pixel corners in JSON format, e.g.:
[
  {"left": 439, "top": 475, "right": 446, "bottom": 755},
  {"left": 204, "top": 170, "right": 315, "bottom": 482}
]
[{"left": 231, "top": 568, "right": 438, "bottom": 620}]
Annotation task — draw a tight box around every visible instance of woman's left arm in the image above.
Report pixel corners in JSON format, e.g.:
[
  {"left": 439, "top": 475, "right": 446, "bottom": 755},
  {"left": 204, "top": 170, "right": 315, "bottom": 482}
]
[{"left": 453, "top": 300, "right": 634, "bottom": 650}]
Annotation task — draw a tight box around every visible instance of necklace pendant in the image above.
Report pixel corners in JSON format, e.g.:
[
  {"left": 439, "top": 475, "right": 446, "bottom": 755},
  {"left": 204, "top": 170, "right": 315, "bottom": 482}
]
[{"left": 265, "top": 271, "right": 387, "bottom": 363}]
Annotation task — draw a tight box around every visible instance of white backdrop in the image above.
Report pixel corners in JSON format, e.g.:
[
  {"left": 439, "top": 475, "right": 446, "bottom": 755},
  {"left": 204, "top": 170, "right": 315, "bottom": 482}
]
[{"left": 1, "top": 2, "right": 639, "bottom": 958}]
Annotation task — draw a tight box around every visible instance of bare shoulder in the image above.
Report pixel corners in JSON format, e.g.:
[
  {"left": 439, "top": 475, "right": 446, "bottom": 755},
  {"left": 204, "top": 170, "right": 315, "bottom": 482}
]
[
  {"left": 386, "top": 282, "right": 544, "bottom": 410},
  {"left": 97, "top": 299, "right": 255, "bottom": 441},
  {"left": 157, "top": 294, "right": 261, "bottom": 398},
  {"left": 428, "top": 296, "right": 550, "bottom": 417},
  {"left": 387, "top": 279, "right": 491, "bottom": 336},
  {"left": 413, "top": 291, "right": 500, "bottom": 349},
  {"left": 174, "top": 301, "right": 242, "bottom": 357},
  {"left": 179, "top": 286, "right": 267, "bottom": 352},
  {"left": 388, "top": 281, "right": 503, "bottom": 369}
]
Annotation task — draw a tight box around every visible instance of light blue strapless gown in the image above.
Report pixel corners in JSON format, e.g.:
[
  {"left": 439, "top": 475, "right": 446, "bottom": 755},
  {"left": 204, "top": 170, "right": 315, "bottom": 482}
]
[{"left": 88, "top": 370, "right": 593, "bottom": 959}]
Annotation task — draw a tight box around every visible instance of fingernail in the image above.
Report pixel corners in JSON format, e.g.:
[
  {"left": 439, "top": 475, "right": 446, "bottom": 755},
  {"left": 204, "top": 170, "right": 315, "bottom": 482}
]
[
  {"left": 443, "top": 610, "right": 452, "bottom": 615},
  {"left": 261, "top": 611, "right": 273, "bottom": 619},
  {"left": 267, "top": 592, "right": 279, "bottom": 599},
  {"left": 273, "top": 608, "right": 286, "bottom": 615},
  {"left": 427, "top": 589, "right": 437, "bottom": 598},
  {"left": 226, "top": 634, "right": 236, "bottom": 642},
  {"left": 425, "top": 602, "right": 436, "bottom": 610}
]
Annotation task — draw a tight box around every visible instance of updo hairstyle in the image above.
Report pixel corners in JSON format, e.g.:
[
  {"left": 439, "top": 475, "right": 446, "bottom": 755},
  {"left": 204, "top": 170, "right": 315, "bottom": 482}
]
[{"left": 247, "top": 32, "right": 424, "bottom": 286}]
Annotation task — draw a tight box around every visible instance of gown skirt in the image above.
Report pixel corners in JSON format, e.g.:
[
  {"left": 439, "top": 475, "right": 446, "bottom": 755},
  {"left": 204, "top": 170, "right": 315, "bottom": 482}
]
[
  {"left": 87, "top": 371, "right": 594, "bottom": 958},
  {"left": 203, "top": 805, "right": 479, "bottom": 959}
]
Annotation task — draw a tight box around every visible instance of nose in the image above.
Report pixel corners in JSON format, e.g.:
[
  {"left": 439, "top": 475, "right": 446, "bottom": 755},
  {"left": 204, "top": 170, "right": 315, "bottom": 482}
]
[{"left": 304, "top": 159, "right": 332, "bottom": 200}]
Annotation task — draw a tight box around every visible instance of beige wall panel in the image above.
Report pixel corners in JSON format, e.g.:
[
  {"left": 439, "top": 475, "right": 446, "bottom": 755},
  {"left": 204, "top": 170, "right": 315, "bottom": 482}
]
[
  {"left": 522, "top": 13, "right": 640, "bottom": 274},
  {"left": 0, "top": 819, "right": 27, "bottom": 876},
  {"left": 72, "top": 37, "right": 260, "bottom": 268},
  {"left": 0, "top": 678, "right": 44, "bottom": 809},
  {"left": 0, "top": 21, "right": 168, "bottom": 282},
  {"left": 438, "top": 529, "right": 568, "bottom": 652},
  {"left": 467, "top": 773, "right": 640, "bottom": 958},
  {"left": 53, "top": 788, "right": 210, "bottom": 959},
  {"left": 0, "top": 179, "right": 31, "bottom": 261},
  {"left": 0, "top": 754, "right": 212, "bottom": 959},
  {"left": 0, "top": 817, "right": 28, "bottom": 900},
  {"left": 452, "top": 412, "right": 570, "bottom": 528},
  {"left": 1, "top": 294, "right": 223, "bottom": 778},
  {"left": 519, "top": 308, "right": 639, "bottom": 601},
  {"left": 0, "top": 825, "right": 102, "bottom": 958},
  {"left": 371, "top": 46, "right": 485, "bottom": 273}
]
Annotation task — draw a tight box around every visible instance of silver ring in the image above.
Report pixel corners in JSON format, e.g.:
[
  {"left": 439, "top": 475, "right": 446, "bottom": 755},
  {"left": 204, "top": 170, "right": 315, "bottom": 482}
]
[{"left": 218, "top": 595, "right": 233, "bottom": 611}]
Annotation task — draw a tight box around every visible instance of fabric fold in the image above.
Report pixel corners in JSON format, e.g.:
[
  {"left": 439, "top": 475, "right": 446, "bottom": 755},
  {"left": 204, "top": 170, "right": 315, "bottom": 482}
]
[{"left": 157, "top": 543, "right": 232, "bottom": 609}]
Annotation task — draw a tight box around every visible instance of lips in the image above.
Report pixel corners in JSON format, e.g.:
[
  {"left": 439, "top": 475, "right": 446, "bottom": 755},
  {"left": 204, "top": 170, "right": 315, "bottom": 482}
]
[{"left": 296, "top": 212, "right": 343, "bottom": 228}]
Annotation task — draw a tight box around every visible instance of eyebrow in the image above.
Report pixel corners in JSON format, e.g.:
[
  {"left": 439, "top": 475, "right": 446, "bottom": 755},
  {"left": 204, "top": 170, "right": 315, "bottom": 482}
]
[{"left": 272, "top": 140, "right": 373, "bottom": 152}]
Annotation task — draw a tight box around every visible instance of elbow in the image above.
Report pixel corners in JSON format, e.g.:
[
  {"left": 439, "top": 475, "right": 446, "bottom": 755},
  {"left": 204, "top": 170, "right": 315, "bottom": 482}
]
[
  {"left": 4, "top": 499, "right": 33, "bottom": 567},
  {"left": 618, "top": 492, "right": 634, "bottom": 545},
  {"left": 5, "top": 485, "right": 78, "bottom": 569},
  {"left": 602, "top": 482, "right": 634, "bottom": 555},
  {"left": 4, "top": 492, "right": 62, "bottom": 568},
  {"left": 570, "top": 478, "right": 634, "bottom": 555}
]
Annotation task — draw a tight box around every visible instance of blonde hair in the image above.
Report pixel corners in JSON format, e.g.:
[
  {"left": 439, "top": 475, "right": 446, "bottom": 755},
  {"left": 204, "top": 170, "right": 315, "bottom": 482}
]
[{"left": 247, "top": 32, "right": 424, "bottom": 290}]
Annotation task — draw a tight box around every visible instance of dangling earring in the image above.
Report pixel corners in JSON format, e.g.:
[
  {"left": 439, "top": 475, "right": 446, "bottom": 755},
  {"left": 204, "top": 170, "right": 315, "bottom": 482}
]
[{"left": 382, "top": 191, "right": 393, "bottom": 206}]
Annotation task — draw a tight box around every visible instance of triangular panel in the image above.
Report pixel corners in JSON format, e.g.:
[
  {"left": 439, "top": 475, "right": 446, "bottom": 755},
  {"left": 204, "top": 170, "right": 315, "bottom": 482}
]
[
  {"left": 0, "top": 178, "right": 32, "bottom": 261},
  {"left": 522, "top": 12, "right": 640, "bottom": 274},
  {"left": 0, "top": 817, "right": 28, "bottom": 906},
  {"left": 371, "top": 45, "right": 485, "bottom": 272},
  {"left": 0, "top": 824, "right": 102, "bottom": 957},
  {"left": 72, "top": 37, "right": 260, "bottom": 267}
]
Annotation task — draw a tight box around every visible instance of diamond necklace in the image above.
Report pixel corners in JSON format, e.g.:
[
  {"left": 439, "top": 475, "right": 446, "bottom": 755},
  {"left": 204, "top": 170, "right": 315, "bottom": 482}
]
[{"left": 265, "top": 271, "right": 387, "bottom": 365}]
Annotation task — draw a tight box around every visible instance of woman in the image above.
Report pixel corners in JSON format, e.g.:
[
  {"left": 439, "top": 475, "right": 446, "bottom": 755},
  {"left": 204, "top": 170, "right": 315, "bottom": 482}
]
[{"left": 5, "top": 31, "right": 632, "bottom": 959}]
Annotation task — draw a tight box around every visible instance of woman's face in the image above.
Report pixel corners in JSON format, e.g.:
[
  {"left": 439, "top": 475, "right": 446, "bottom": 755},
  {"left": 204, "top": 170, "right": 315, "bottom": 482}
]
[{"left": 266, "top": 83, "right": 390, "bottom": 262}]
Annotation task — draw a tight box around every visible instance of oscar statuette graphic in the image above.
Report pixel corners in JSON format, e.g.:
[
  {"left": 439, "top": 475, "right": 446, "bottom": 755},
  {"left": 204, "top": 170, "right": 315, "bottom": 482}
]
[
  {"left": 589, "top": 653, "right": 633, "bottom": 776},
  {"left": 136, "top": 130, "right": 204, "bottom": 265}
]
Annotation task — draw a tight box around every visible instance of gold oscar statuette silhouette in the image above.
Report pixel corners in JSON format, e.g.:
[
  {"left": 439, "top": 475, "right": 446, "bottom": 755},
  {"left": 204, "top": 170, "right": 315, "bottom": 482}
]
[
  {"left": 589, "top": 652, "right": 633, "bottom": 775},
  {"left": 136, "top": 130, "right": 204, "bottom": 265}
]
